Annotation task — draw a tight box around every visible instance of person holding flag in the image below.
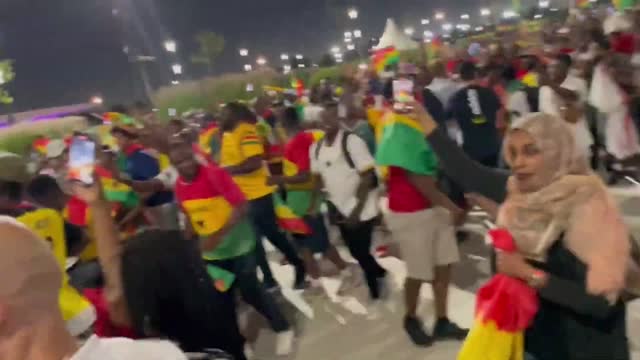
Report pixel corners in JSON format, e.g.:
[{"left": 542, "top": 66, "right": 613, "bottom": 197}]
[{"left": 376, "top": 101, "right": 467, "bottom": 346}]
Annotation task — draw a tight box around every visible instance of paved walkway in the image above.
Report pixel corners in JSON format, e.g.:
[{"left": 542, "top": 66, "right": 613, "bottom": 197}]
[{"left": 243, "top": 182, "right": 640, "bottom": 359}]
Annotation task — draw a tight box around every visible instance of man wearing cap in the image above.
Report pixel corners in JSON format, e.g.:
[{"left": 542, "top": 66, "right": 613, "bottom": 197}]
[
  {"left": 0, "top": 152, "right": 96, "bottom": 336},
  {"left": 111, "top": 122, "right": 178, "bottom": 230}
]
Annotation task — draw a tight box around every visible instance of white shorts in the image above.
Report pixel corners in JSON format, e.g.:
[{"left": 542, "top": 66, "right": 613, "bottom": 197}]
[{"left": 385, "top": 207, "right": 460, "bottom": 281}]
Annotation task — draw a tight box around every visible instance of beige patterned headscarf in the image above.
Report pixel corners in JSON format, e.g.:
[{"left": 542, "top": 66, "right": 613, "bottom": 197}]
[{"left": 498, "top": 113, "right": 631, "bottom": 299}]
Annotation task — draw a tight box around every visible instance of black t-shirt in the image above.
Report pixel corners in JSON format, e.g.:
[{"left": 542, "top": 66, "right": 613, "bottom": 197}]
[
  {"left": 422, "top": 88, "right": 445, "bottom": 125},
  {"left": 446, "top": 85, "right": 501, "bottom": 160}
]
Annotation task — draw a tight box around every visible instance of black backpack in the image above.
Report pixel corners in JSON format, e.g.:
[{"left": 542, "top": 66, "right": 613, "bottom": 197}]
[
  {"left": 314, "top": 131, "right": 357, "bottom": 169},
  {"left": 314, "top": 130, "right": 379, "bottom": 193}
]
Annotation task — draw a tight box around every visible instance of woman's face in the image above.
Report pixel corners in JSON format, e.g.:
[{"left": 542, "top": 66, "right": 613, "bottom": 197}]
[{"left": 506, "top": 130, "right": 546, "bottom": 193}]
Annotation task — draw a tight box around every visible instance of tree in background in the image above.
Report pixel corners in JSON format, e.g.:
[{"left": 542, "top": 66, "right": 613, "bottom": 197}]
[
  {"left": 191, "top": 31, "right": 225, "bottom": 76},
  {"left": 0, "top": 59, "right": 15, "bottom": 104}
]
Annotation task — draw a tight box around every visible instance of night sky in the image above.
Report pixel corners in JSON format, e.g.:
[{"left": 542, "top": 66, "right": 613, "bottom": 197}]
[{"left": 0, "top": 0, "right": 517, "bottom": 112}]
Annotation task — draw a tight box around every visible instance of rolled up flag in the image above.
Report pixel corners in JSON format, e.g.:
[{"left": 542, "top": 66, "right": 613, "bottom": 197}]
[
  {"left": 32, "top": 137, "right": 50, "bottom": 155},
  {"left": 457, "top": 229, "right": 539, "bottom": 360},
  {"left": 372, "top": 46, "right": 400, "bottom": 74},
  {"left": 273, "top": 192, "right": 311, "bottom": 235},
  {"left": 95, "top": 166, "right": 139, "bottom": 208}
]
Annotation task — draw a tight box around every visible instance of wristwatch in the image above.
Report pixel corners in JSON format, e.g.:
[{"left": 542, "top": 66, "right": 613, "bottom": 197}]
[{"left": 527, "top": 269, "right": 547, "bottom": 288}]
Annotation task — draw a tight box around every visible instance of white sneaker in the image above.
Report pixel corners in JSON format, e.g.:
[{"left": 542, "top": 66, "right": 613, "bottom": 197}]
[
  {"left": 337, "top": 265, "right": 362, "bottom": 295},
  {"left": 275, "top": 329, "right": 295, "bottom": 356}
]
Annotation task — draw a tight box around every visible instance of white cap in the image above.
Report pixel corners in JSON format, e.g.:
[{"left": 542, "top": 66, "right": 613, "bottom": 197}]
[
  {"left": 46, "top": 139, "right": 66, "bottom": 159},
  {"left": 604, "top": 13, "right": 632, "bottom": 35}
]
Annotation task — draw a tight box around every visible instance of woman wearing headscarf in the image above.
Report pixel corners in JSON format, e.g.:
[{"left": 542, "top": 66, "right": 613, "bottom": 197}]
[
  {"left": 404, "top": 102, "right": 635, "bottom": 358},
  {"left": 497, "top": 113, "right": 632, "bottom": 359}
]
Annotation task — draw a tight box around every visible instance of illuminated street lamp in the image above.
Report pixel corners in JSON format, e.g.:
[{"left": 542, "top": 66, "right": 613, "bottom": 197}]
[
  {"left": 475, "top": 26, "right": 484, "bottom": 31},
  {"left": 256, "top": 56, "right": 267, "bottom": 66},
  {"left": 480, "top": 8, "right": 491, "bottom": 16},
  {"left": 163, "top": 40, "right": 177, "bottom": 53},
  {"left": 347, "top": 44, "right": 355, "bottom": 51},
  {"left": 298, "top": 64, "right": 306, "bottom": 68},
  {"left": 280, "top": 53, "right": 289, "bottom": 61},
  {"left": 90, "top": 96, "right": 103, "bottom": 105},
  {"left": 421, "top": 19, "right": 430, "bottom": 25},
  {"left": 539, "top": 0, "right": 550, "bottom": 8},
  {"left": 244, "top": 64, "right": 252, "bottom": 71},
  {"left": 283, "top": 64, "right": 292, "bottom": 73},
  {"left": 239, "top": 48, "right": 249, "bottom": 57},
  {"left": 460, "top": 14, "right": 470, "bottom": 20},
  {"left": 331, "top": 46, "right": 341, "bottom": 54},
  {"left": 344, "top": 31, "right": 353, "bottom": 38},
  {"left": 347, "top": 8, "right": 358, "bottom": 19},
  {"left": 344, "top": 37, "right": 352, "bottom": 43},
  {"left": 502, "top": 9, "right": 518, "bottom": 19},
  {"left": 171, "top": 64, "right": 183, "bottom": 75},
  {"left": 354, "top": 29, "right": 362, "bottom": 38},
  {"left": 534, "top": 14, "right": 543, "bottom": 19},
  {"left": 435, "top": 11, "right": 445, "bottom": 20},
  {"left": 171, "top": 80, "right": 180, "bottom": 85},
  {"left": 442, "top": 23, "right": 453, "bottom": 31},
  {"left": 295, "top": 54, "right": 304, "bottom": 60},
  {"left": 404, "top": 27, "right": 415, "bottom": 36},
  {"left": 423, "top": 30, "right": 434, "bottom": 38}
]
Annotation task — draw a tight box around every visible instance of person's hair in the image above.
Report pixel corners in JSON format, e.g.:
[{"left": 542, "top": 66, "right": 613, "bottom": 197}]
[
  {"left": 459, "top": 61, "right": 478, "bottom": 81},
  {"left": 111, "top": 127, "right": 138, "bottom": 140},
  {"left": 167, "top": 118, "right": 186, "bottom": 130},
  {"left": 501, "top": 65, "right": 518, "bottom": 82},
  {"left": 0, "top": 181, "right": 23, "bottom": 204},
  {"left": 429, "top": 60, "right": 446, "bottom": 78},
  {"left": 223, "top": 102, "right": 257, "bottom": 125},
  {"left": 26, "top": 175, "right": 63, "bottom": 207},
  {"left": 281, "top": 106, "right": 301, "bottom": 130},
  {"left": 121, "top": 230, "right": 233, "bottom": 352},
  {"left": 556, "top": 53, "right": 572, "bottom": 69}
]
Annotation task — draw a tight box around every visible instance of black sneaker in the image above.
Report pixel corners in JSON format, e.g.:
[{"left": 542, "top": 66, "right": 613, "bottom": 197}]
[
  {"left": 293, "top": 265, "right": 307, "bottom": 290},
  {"left": 433, "top": 317, "right": 468, "bottom": 340},
  {"left": 403, "top": 316, "right": 433, "bottom": 347}
]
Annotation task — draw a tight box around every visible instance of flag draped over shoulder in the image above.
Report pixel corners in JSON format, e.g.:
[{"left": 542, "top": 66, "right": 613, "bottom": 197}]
[
  {"left": 457, "top": 229, "right": 539, "bottom": 360},
  {"left": 375, "top": 112, "right": 437, "bottom": 175},
  {"left": 272, "top": 192, "right": 311, "bottom": 235}
]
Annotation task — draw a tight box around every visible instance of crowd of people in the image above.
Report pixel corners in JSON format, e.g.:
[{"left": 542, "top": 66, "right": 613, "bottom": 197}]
[{"left": 2, "top": 6, "right": 640, "bottom": 360}]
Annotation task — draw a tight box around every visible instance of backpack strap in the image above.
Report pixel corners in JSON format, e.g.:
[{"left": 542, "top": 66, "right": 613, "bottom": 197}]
[
  {"left": 341, "top": 131, "right": 356, "bottom": 169},
  {"left": 314, "top": 136, "right": 325, "bottom": 161}
]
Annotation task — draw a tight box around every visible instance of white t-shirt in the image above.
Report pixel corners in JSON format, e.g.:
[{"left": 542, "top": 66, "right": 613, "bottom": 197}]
[
  {"left": 303, "top": 104, "right": 324, "bottom": 123},
  {"left": 71, "top": 335, "right": 187, "bottom": 360},
  {"left": 155, "top": 166, "right": 179, "bottom": 189},
  {"left": 539, "top": 75, "right": 593, "bottom": 157},
  {"left": 310, "top": 131, "right": 379, "bottom": 221},
  {"left": 507, "top": 91, "right": 531, "bottom": 120}
]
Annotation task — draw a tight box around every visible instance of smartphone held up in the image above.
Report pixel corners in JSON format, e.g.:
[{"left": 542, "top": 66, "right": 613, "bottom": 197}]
[
  {"left": 392, "top": 78, "right": 415, "bottom": 113},
  {"left": 67, "top": 135, "right": 96, "bottom": 185}
]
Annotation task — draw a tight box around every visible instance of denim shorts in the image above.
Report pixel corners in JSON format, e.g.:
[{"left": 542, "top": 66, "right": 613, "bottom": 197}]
[{"left": 293, "top": 214, "right": 330, "bottom": 254}]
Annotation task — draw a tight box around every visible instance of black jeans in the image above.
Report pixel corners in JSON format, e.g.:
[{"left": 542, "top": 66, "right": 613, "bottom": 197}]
[
  {"left": 207, "top": 252, "right": 290, "bottom": 333},
  {"left": 337, "top": 219, "right": 387, "bottom": 299},
  {"left": 248, "top": 193, "right": 303, "bottom": 284}
]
